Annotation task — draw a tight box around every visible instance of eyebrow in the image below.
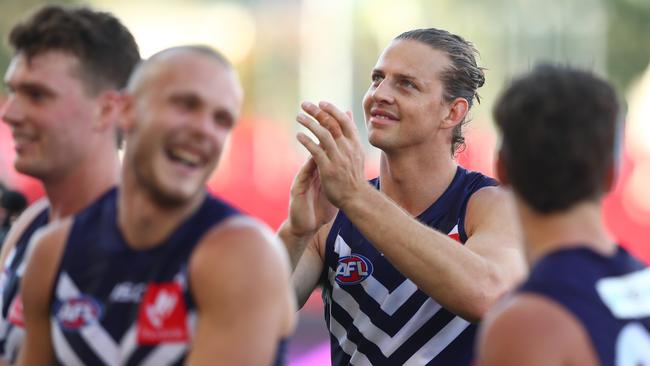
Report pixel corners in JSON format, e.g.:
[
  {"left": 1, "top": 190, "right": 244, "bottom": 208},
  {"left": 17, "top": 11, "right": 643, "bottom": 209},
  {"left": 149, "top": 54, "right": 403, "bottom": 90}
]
[
  {"left": 395, "top": 73, "right": 421, "bottom": 83},
  {"left": 169, "top": 91, "right": 200, "bottom": 103},
  {"left": 371, "top": 69, "right": 420, "bottom": 81},
  {"left": 168, "top": 90, "right": 237, "bottom": 122},
  {"left": 5, "top": 81, "right": 56, "bottom": 96}
]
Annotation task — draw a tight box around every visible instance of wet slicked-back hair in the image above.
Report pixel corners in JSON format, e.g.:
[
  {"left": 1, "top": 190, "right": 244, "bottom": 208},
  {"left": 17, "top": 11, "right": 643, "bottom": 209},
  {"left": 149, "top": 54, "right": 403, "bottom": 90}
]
[
  {"left": 9, "top": 4, "right": 141, "bottom": 95},
  {"left": 395, "top": 28, "right": 485, "bottom": 155},
  {"left": 494, "top": 64, "right": 620, "bottom": 214}
]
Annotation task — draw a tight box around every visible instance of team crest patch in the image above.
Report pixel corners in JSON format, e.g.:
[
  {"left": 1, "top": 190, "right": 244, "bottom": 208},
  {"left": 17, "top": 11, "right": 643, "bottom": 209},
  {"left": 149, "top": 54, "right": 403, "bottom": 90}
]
[
  {"left": 137, "top": 282, "right": 188, "bottom": 344},
  {"left": 335, "top": 254, "right": 374, "bottom": 285},
  {"left": 8, "top": 296, "right": 24, "bottom": 327},
  {"left": 448, "top": 224, "right": 461, "bottom": 243},
  {"left": 54, "top": 296, "right": 103, "bottom": 330}
]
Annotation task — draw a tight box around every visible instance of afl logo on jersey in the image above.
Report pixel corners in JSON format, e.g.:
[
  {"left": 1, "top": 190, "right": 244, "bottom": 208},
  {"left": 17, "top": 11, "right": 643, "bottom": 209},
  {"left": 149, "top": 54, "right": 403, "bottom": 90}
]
[
  {"left": 54, "top": 296, "right": 102, "bottom": 330},
  {"left": 335, "top": 254, "right": 374, "bottom": 285}
]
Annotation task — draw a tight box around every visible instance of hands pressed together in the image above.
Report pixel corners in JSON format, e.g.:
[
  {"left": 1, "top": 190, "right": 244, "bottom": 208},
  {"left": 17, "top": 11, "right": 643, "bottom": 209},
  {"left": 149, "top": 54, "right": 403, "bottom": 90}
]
[{"left": 287, "top": 101, "right": 368, "bottom": 238}]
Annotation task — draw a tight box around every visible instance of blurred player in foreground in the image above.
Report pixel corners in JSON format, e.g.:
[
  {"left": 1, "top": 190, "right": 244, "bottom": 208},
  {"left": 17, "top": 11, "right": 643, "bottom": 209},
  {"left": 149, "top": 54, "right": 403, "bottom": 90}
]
[
  {"left": 18, "top": 46, "right": 295, "bottom": 366},
  {"left": 0, "top": 5, "right": 140, "bottom": 364},
  {"left": 478, "top": 64, "right": 650, "bottom": 366}
]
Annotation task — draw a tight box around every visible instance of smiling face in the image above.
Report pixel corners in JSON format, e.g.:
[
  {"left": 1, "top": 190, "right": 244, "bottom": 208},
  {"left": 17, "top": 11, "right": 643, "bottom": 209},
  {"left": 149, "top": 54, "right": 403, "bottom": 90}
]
[
  {"left": 362, "top": 39, "right": 454, "bottom": 153},
  {"left": 2, "top": 51, "right": 101, "bottom": 182},
  {"left": 122, "top": 51, "right": 243, "bottom": 207}
]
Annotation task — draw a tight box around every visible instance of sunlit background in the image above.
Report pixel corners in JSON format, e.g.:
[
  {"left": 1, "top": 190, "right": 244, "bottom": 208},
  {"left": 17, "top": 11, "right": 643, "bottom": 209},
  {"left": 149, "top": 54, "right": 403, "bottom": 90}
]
[{"left": 1, "top": 0, "right": 649, "bottom": 364}]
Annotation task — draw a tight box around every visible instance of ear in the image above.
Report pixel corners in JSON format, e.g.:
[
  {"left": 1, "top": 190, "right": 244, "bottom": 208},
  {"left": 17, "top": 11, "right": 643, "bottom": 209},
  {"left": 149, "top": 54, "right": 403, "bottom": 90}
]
[
  {"left": 496, "top": 149, "right": 510, "bottom": 185},
  {"left": 94, "top": 90, "right": 124, "bottom": 132},
  {"left": 440, "top": 97, "right": 469, "bottom": 130},
  {"left": 118, "top": 93, "right": 137, "bottom": 133}
]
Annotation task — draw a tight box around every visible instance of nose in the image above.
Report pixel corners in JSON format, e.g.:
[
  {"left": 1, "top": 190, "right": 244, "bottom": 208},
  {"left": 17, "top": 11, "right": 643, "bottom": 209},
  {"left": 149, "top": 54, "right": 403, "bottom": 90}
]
[
  {"left": 1, "top": 95, "right": 24, "bottom": 126},
  {"left": 370, "top": 79, "right": 395, "bottom": 105},
  {"left": 190, "top": 110, "right": 225, "bottom": 142}
]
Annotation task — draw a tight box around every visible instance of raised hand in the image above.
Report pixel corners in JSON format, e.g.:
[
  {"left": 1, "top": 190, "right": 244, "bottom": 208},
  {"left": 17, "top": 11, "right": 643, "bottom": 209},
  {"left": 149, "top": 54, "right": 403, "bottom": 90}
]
[
  {"left": 296, "top": 101, "right": 368, "bottom": 209},
  {"left": 287, "top": 157, "right": 337, "bottom": 238}
]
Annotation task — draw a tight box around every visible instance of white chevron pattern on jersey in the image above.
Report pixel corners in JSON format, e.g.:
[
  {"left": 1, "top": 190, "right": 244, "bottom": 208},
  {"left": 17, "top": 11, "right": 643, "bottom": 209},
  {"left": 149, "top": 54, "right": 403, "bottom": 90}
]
[
  {"left": 0, "top": 243, "right": 24, "bottom": 363},
  {"left": 332, "top": 235, "right": 422, "bottom": 316},
  {"left": 52, "top": 272, "right": 193, "bottom": 366},
  {"left": 402, "top": 316, "right": 470, "bottom": 366},
  {"left": 328, "top": 232, "right": 470, "bottom": 364},
  {"left": 52, "top": 324, "right": 85, "bottom": 366}
]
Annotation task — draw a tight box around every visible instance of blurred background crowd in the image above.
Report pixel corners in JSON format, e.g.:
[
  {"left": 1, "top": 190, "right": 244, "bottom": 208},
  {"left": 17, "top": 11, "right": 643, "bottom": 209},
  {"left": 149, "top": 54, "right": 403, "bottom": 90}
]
[{"left": 1, "top": 0, "right": 649, "bottom": 364}]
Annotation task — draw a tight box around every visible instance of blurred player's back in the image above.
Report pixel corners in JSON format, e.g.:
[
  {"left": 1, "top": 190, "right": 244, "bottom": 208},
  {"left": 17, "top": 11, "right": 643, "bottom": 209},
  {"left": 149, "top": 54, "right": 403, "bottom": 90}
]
[
  {"left": 479, "top": 65, "right": 650, "bottom": 366},
  {"left": 521, "top": 246, "right": 650, "bottom": 365}
]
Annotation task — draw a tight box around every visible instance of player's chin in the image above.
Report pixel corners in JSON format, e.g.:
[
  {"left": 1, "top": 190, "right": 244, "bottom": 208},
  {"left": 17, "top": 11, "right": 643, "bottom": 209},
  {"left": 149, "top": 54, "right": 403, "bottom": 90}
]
[
  {"left": 150, "top": 183, "right": 204, "bottom": 208},
  {"left": 367, "top": 133, "right": 393, "bottom": 150},
  {"left": 14, "top": 158, "right": 49, "bottom": 179}
]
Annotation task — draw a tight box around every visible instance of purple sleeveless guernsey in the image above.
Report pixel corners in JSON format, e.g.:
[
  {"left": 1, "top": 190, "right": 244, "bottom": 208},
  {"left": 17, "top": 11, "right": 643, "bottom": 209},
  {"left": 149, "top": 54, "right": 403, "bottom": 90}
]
[
  {"left": 322, "top": 166, "right": 497, "bottom": 365},
  {"left": 519, "top": 246, "right": 650, "bottom": 366},
  {"left": 50, "top": 188, "right": 287, "bottom": 365}
]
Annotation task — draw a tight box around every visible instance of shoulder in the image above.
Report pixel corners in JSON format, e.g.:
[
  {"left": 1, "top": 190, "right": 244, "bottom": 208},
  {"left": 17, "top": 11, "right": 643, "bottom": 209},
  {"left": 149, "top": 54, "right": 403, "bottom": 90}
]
[
  {"left": 27, "top": 217, "right": 73, "bottom": 266},
  {"left": 467, "top": 185, "right": 509, "bottom": 213},
  {"left": 465, "top": 185, "right": 518, "bottom": 234},
  {"left": 21, "top": 218, "right": 73, "bottom": 302},
  {"left": 200, "top": 215, "right": 288, "bottom": 264},
  {"left": 188, "top": 215, "right": 294, "bottom": 329},
  {"left": 190, "top": 215, "right": 291, "bottom": 290},
  {"left": 478, "top": 293, "right": 595, "bottom": 366},
  {"left": 456, "top": 168, "right": 498, "bottom": 198},
  {"left": 0, "top": 198, "right": 50, "bottom": 265},
  {"left": 19, "top": 216, "right": 71, "bottom": 362}
]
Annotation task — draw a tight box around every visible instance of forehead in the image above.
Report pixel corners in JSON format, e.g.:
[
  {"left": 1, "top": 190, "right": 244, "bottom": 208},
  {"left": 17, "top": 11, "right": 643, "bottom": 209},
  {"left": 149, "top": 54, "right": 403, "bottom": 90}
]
[
  {"left": 374, "top": 39, "right": 451, "bottom": 81},
  {"left": 4, "top": 50, "right": 83, "bottom": 88},
  {"left": 145, "top": 53, "right": 243, "bottom": 110}
]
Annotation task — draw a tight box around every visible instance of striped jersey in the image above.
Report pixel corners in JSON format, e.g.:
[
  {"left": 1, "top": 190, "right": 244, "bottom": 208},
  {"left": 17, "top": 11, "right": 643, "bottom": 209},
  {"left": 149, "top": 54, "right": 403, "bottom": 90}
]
[
  {"left": 0, "top": 207, "right": 49, "bottom": 363},
  {"left": 321, "top": 166, "right": 497, "bottom": 365},
  {"left": 50, "top": 188, "right": 286, "bottom": 365},
  {"left": 519, "top": 246, "right": 650, "bottom": 366}
]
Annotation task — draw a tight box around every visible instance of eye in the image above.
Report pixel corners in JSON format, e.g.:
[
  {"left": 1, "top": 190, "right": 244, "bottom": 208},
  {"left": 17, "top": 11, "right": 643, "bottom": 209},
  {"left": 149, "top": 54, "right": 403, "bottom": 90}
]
[
  {"left": 20, "top": 86, "right": 52, "bottom": 104},
  {"left": 213, "top": 111, "right": 235, "bottom": 129},
  {"left": 171, "top": 94, "right": 200, "bottom": 111},
  {"left": 399, "top": 79, "right": 417, "bottom": 90},
  {"left": 370, "top": 72, "right": 384, "bottom": 86},
  {"left": 27, "top": 89, "right": 46, "bottom": 102}
]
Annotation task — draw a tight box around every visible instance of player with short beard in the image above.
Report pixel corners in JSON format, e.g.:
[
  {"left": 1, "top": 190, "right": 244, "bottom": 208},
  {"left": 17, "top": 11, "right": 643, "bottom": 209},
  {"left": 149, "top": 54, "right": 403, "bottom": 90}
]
[{"left": 18, "top": 46, "right": 295, "bottom": 366}]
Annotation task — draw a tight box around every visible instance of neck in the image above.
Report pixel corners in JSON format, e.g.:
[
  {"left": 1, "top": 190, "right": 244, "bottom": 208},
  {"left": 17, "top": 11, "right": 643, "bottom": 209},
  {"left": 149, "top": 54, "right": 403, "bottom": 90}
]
[
  {"left": 379, "top": 147, "right": 457, "bottom": 216},
  {"left": 517, "top": 199, "right": 616, "bottom": 265},
  {"left": 117, "top": 168, "right": 205, "bottom": 250},
  {"left": 44, "top": 150, "right": 120, "bottom": 221}
]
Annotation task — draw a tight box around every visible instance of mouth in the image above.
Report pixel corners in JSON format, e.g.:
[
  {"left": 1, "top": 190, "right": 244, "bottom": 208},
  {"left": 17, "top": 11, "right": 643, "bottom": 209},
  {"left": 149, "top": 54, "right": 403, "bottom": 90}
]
[
  {"left": 166, "top": 146, "right": 204, "bottom": 168},
  {"left": 370, "top": 108, "right": 400, "bottom": 122},
  {"left": 11, "top": 133, "right": 38, "bottom": 152}
]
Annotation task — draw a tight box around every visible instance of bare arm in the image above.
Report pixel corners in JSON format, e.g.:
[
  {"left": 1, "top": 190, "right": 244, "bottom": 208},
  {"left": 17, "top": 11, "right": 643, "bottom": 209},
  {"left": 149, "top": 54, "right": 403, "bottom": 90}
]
[
  {"left": 343, "top": 185, "right": 524, "bottom": 321},
  {"left": 185, "top": 217, "right": 296, "bottom": 366},
  {"left": 16, "top": 219, "right": 70, "bottom": 366},
  {"left": 278, "top": 157, "right": 336, "bottom": 268},
  {"left": 0, "top": 199, "right": 49, "bottom": 268},
  {"left": 278, "top": 156, "right": 337, "bottom": 308},
  {"left": 286, "top": 223, "right": 331, "bottom": 309},
  {"left": 0, "top": 200, "right": 50, "bottom": 366},
  {"left": 478, "top": 294, "right": 598, "bottom": 366},
  {"left": 297, "top": 101, "right": 526, "bottom": 321}
]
